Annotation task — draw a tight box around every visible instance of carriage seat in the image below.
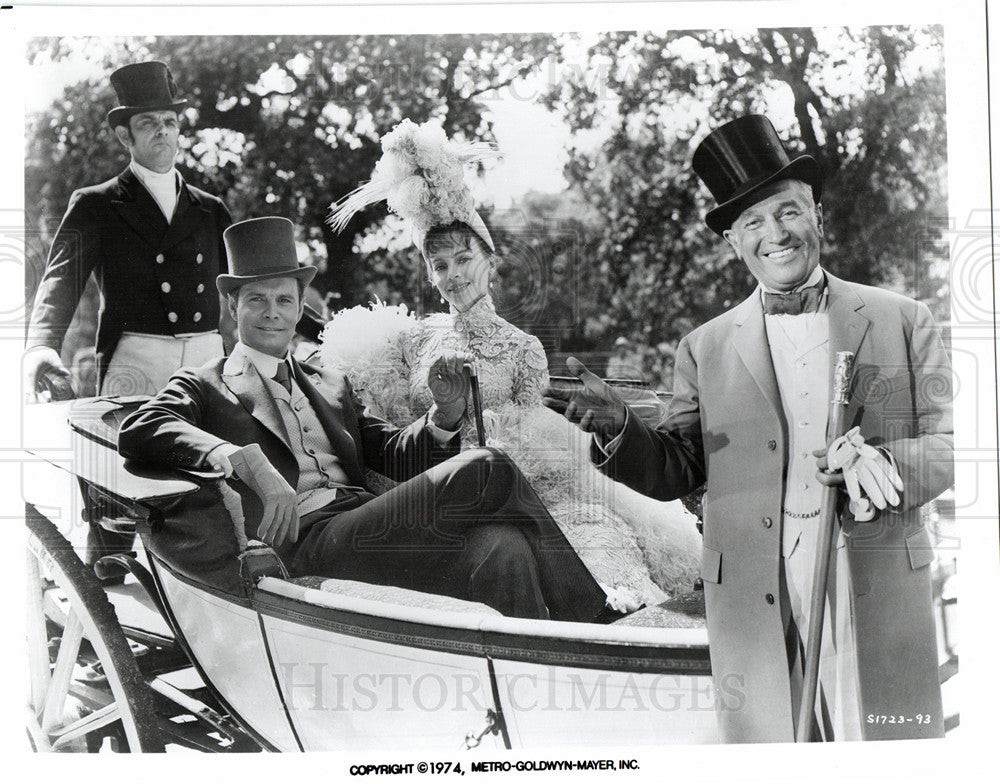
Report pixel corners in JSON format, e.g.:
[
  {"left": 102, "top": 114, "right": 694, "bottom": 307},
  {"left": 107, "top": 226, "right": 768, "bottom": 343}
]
[{"left": 289, "top": 576, "right": 502, "bottom": 616}]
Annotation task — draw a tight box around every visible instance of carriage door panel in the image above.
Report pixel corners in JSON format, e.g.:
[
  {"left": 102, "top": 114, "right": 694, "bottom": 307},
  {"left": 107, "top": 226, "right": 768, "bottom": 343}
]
[
  {"left": 262, "top": 616, "right": 504, "bottom": 751},
  {"left": 156, "top": 568, "right": 301, "bottom": 750},
  {"left": 492, "top": 659, "right": 718, "bottom": 747}
]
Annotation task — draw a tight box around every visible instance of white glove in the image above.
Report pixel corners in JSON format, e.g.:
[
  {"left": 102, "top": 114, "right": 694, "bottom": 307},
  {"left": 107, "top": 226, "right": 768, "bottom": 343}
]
[
  {"left": 826, "top": 426, "right": 904, "bottom": 521},
  {"left": 23, "top": 346, "right": 76, "bottom": 402}
]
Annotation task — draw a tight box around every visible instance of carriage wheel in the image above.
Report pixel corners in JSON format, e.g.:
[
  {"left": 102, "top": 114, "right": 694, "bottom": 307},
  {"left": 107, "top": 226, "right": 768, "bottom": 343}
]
[{"left": 25, "top": 505, "right": 165, "bottom": 752}]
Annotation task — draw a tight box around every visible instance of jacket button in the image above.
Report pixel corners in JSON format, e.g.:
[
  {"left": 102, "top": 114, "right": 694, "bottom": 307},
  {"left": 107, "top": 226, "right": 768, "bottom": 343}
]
[
  {"left": 762, "top": 517, "right": 772, "bottom": 529},
  {"left": 196, "top": 253, "right": 204, "bottom": 264},
  {"left": 167, "top": 312, "right": 178, "bottom": 323},
  {"left": 765, "top": 593, "right": 775, "bottom": 605},
  {"left": 156, "top": 253, "right": 165, "bottom": 264},
  {"left": 196, "top": 283, "right": 205, "bottom": 294},
  {"left": 193, "top": 312, "right": 202, "bottom": 322},
  {"left": 767, "top": 439, "right": 777, "bottom": 451},
  {"left": 161, "top": 281, "right": 171, "bottom": 293}
]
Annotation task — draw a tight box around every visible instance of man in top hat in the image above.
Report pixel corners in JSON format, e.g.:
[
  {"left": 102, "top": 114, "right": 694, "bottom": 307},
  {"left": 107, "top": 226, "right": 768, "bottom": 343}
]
[
  {"left": 117, "top": 216, "right": 611, "bottom": 623},
  {"left": 24, "top": 60, "right": 233, "bottom": 401},
  {"left": 545, "top": 115, "right": 953, "bottom": 742},
  {"left": 24, "top": 60, "right": 234, "bottom": 571}
]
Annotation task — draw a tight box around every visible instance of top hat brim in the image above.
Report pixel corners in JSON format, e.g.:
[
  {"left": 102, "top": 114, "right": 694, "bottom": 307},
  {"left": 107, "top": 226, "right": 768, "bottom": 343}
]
[
  {"left": 705, "top": 155, "right": 823, "bottom": 236},
  {"left": 216, "top": 265, "right": 318, "bottom": 297},
  {"left": 107, "top": 100, "right": 188, "bottom": 130}
]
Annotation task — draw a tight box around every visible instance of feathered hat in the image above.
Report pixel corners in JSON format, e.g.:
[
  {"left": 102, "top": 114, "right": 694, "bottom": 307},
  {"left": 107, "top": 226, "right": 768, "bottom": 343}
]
[{"left": 328, "top": 119, "right": 499, "bottom": 252}]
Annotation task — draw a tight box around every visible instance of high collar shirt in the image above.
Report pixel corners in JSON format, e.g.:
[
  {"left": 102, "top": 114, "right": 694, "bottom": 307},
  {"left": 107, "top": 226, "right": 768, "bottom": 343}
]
[
  {"left": 235, "top": 341, "right": 289, "bottom": 382},
  {"left": 130, "top": 160, "right": 180, "bottom": 222}
]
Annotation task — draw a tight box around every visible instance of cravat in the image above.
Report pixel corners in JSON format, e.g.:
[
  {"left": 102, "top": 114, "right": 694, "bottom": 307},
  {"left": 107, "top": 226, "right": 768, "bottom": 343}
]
[
  {"left": 272, "top": 361, "right": 292, "bottom": 393},
  {"left": 763, "top": 284, "right": 824, "bottom": 316}
]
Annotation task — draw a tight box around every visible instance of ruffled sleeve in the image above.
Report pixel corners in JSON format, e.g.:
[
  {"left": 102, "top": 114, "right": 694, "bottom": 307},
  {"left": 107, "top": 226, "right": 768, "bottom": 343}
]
[{"left": 511, "top": 333, "right": 549, "bottom": 406}]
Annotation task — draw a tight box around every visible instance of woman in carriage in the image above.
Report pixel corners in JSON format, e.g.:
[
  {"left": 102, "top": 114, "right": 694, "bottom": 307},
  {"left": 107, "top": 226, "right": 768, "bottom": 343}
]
[{"left": 324, "top": 118, "right": 702, "bottom": 611}]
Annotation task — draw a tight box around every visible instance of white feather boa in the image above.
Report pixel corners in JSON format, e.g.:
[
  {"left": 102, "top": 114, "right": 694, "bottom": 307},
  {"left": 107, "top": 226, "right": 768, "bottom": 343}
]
[{"left": 318, "top": 302, "right": 701, "bottom": 598}]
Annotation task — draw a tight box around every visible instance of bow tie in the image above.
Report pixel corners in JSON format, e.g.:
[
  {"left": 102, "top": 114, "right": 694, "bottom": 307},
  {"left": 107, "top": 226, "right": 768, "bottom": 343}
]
[
  {"left": 272, "top": 361, "right": 292, "bottom": 393},
  {"left": 763, "top": 284, "right": 824, "bottom": 316}
]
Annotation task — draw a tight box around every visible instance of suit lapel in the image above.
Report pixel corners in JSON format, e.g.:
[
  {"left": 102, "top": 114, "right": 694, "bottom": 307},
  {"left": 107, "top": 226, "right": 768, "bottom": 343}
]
[
  {"left": 221, "top": 353, "right": 291, "bottom": 450},
  {"left": 732, "top": 292, "right": 785, "bottom": 426},
  {"left": 159, "top": 177, "right": 209, "bottom": 251},
  {"left": 825, "top": 273, "right": 871, "bottom": 425},
  {"left": 109, "top": 167, "right": 169, "bottom": 248},
  {"left": 292, "top": 359, "right": 367, "bottom": 486}
]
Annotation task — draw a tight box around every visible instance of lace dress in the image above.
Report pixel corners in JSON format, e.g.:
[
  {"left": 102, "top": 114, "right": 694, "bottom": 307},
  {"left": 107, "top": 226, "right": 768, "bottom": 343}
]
[{"left": 320, "top": 298, "right": 701, "bottom": 603}]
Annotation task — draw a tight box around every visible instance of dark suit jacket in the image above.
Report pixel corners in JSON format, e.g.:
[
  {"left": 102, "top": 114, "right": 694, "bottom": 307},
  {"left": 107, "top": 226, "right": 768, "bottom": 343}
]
[
  {"left": 27, "top": 166, "right": 232, "bottom": 381},
  {"left": 599, "top": 273, "right": 953, "bottom": 742},
  {"left": 118, "top": 352, "right": 459, "bottom": 593}
]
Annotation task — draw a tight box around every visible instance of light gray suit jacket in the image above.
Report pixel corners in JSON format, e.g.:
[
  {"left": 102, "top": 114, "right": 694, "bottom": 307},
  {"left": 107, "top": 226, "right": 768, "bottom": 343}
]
[{"left": 600, "top": 273, "right": 952, "bottom": 742}]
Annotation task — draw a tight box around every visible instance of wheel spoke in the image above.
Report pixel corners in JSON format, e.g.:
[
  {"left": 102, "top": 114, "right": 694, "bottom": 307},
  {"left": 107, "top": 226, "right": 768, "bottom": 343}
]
[
  {"left": 26, "top": 507, "right": 166, "bottom": 752},
  {"left": 26, "top": 707, "right": 53, "bottom": 752},
  {"left": 26, "top": 551, "right": 53, "bottom": 712},
  {"left": 50, "top": 703, "right": 122, "bottom": 751},
  {"left": 41, "top": 609, "right": 84, "bottom": 732}
]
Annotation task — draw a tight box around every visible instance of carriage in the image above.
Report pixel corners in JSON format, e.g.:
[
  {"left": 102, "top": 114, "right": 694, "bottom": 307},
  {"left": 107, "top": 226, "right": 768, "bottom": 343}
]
[{"left": 23, "top": 389, "right": 718, "bottom": 753}]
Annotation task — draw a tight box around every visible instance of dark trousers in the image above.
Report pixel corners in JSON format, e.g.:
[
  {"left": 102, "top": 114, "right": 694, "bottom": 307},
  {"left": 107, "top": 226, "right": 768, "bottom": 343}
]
[{"left": 286, "top": 447, "right": 607, "bottom": 622}]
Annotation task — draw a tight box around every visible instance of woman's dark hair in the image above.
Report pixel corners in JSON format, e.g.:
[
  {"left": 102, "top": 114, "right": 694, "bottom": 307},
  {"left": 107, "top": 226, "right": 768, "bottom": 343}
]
[{"left": 420, "top": 221, "right": 494, "bottom": 261}]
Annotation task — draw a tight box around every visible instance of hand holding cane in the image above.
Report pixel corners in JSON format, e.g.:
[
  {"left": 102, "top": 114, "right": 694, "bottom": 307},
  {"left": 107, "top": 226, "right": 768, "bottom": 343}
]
[
  {"left": 463, "top": 362, "right": 486, "bottom": 447},
  {"left": 796, "top": 351, "right": 854, "bottom": 742}
]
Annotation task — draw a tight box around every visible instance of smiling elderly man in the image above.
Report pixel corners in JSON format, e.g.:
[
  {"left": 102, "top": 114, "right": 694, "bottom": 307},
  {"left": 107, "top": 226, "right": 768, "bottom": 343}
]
[{"left": 545, "top": 115, "right": 953, "bottom": 742}]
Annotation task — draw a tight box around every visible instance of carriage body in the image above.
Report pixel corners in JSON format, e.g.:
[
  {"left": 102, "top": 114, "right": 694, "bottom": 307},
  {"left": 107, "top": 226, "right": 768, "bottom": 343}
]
[{"left": 23, "top": 394, "right": 717, "bottom": 752}]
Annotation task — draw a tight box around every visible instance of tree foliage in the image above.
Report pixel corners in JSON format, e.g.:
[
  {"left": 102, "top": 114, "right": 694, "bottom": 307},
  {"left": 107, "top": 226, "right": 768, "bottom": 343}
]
[
  {"left": 25, "top": 28, "right": 948, "bottom": 389},
  {"left": 25, "top": 33, "right": 557, "bottom": 312},
  {"left": 542, "top": 26, "right": 948, "bottom": 362}
]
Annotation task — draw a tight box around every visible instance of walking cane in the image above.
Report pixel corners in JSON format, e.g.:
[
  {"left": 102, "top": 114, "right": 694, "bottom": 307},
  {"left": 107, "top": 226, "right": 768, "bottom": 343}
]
[
  {"left": 463, "top": 362, "right": 486, "bottom": 447},
  {"left": 795, "top": 350, "right": 855, "bottom": 742}
]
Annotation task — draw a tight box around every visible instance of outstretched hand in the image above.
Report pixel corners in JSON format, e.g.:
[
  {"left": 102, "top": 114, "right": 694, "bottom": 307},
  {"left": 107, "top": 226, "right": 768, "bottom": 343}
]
[{"left": 542, "top": 356, "right": 627, "bottom": 442}]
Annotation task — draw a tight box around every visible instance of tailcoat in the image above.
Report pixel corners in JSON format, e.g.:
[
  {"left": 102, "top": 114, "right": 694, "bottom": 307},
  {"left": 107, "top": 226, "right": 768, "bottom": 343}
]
[
  {"left": 598, "top": 273, "right": 953, "bottom": 742},
  {"left": 27, "top": 167, "right": 232, "bottom": 381}
]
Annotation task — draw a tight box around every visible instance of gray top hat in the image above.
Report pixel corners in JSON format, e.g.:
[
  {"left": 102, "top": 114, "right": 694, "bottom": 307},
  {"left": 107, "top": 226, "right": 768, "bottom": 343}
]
[{"left": 217, "top": 217, "right": 318, "bottom": 296}]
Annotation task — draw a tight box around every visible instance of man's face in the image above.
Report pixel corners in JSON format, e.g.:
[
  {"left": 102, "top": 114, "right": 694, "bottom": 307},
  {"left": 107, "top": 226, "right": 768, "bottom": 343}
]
[
  {"left": 117, "top": 110, "right": 180, "bottom": 173},
  {"left": 723, "top": 180, "right": 823, "bottom": 292},
  {"left": 229, "top": 277, "right": 303, "bottom": 358}
]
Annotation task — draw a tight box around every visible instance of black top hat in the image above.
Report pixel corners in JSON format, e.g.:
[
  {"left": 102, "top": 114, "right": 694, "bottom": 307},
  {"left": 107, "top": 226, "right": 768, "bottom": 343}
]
[
  {"left": 692, "top": 115, "right": 823, "bottom": 236},
  {"left": 217, "top": 217, "right": 318, "bottom": 296},
  {"left": 106, "top": 61, "right": 188, "bottom": 129}
]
